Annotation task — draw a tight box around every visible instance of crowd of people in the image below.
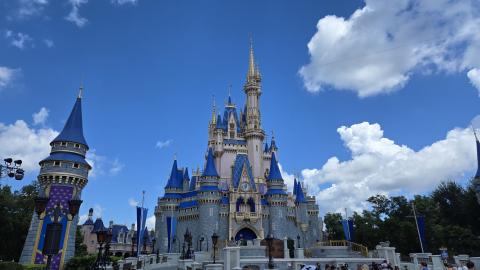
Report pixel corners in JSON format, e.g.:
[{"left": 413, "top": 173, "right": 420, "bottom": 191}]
[{"left": 298, "top": 260, "right": 476, "bottom": 270}]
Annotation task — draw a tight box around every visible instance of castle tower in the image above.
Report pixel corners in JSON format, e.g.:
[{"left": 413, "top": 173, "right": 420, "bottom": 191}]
[
  {"left": 265, "top": 152, "right": 288, "bottom": 238},
  {"left": 197, "top": 148, "right": 222, "bottom": 242},
  {"left": 244, "top": 40, "right": 265, "bottom": 178},
  {"left": 155, "top": 159, "right": 183, "bottom": 253},
  {"left": 20, "top": 89, "right": 91, "bottom": 269}
]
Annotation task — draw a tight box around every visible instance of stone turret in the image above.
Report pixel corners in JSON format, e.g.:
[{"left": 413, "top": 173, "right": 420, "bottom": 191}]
[
  {"left": 20, "top": 88, "right": 91, "bottom": 269},
  {"left": 265, "top": 152, "right": 288, "bottom": 238}
]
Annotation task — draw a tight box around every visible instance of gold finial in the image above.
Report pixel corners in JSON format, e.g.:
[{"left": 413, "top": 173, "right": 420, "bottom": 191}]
[
  {"left": 247, "top": 35, "right": 256, "bottom": 81},
  {"left": 228, "top": 84, "right": 232, "bottom": 98},
  {"left": 211, "top": 94, "right": 217, "bottom": 124}
]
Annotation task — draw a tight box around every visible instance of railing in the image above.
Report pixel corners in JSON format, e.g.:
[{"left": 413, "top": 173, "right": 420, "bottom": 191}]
[{"left": 315, "top": 240, "right": 369, "bottom": 257}]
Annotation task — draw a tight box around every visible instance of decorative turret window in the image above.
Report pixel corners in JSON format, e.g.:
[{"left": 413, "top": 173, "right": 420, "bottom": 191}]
[
  {"left": 54, "top": 161, "right": 61, "bottom": 166},
  {"left": 75, "top": 143, "right": 80, "bottom": 148},
  {"left": 73, "top": 163, "right": 80, "bottom": 169}
]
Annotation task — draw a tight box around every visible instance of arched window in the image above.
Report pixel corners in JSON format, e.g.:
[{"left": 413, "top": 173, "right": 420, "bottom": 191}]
[
  {"left": 247, "top": 197, "right": 255, "bottom": 212},
  {"left": 236, "top": 197, "right": 244, "bottom": 212}
]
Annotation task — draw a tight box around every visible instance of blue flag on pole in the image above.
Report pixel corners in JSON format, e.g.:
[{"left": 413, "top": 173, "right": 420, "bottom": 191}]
[
  {"left": 166, "top": 216, "right": 177, "bottom": 253},
  {"left": 416, "top": 216, "right": 427, "bottom": 251},
  {"left": 136, "top": 206, "right": 148, "bottom": 256},
  {"left": 342, "top": 219, "right": 354, "bottom": 241}
]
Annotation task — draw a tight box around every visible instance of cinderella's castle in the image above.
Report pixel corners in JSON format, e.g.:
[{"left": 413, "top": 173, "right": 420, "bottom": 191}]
[{"left": 154, "top": 44, "right": 323, "bottom": 253}]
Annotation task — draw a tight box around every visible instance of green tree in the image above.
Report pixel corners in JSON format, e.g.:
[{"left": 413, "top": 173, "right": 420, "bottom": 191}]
[
  {"left": 75, "top": 227, "right": 88, "bottom": 257},
  {"left": 0, "top": 182, "right": 39, "bottom": 261},
  {"left": 324, "top": 213, "right": 343, "bottom": 240}
]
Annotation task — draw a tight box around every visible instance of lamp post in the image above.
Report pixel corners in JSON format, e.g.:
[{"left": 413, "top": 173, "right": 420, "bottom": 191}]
[
  {"left": 172, "top": 236, "right": 177, "bottom": 253},
  {"left": 94, "top": 228, "right": 107, "bottom": 270},
  {"left": 297, "top": 234, "right": 301, "bottom": 248},
  {"left": 198, "top": 236, "right": 204, "bottom": 251},
  {"left": 143, "top": 232, "right": 148, "bottom": 255},
  {"left": 101, "top": 228, "right": 113, "bottom": 268},
  {"left": 0, "top": 158, "right": 24, "bottom": 180},
  {"left": 211, "top": 232, "right": 219, "bottom": 264},
  {"left": 33, "top": 196, "right": 82, "bottom": 270},
  {"left": 265, "top": 233, "right": 275, "bottom": 269}
]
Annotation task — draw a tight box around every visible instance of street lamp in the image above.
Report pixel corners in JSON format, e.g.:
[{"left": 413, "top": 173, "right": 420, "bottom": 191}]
[
  {"left": 0, "top": 158, "right": 24, "bottom": 180},
  {"left": 94, "top": 228, "right": 107, "bottom": 270},
  {"left": 198, "top": 236, "right": 204, "bottom": 251},
  {"left": 265, "top": 233, "right": 275, "bottom": 269},
  {"left": 152, "top": 238, "right": 156, "bottom": 254},
  {"left": 211, "top": 232, "right": 219, "bottom": 264},
  {"left": 297, "top": 234, "right": 301, "bottom": 248},
  {"left": 143, "top": 232, "right": 148, "bottom": 255},
  {"left": 101, "top": 228, "right": 113, "bottom": 268}
]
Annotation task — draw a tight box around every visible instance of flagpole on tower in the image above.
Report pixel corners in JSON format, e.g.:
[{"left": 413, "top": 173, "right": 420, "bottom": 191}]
[{"left": 412, "top": 202, "right": 425, "bottom": 253}]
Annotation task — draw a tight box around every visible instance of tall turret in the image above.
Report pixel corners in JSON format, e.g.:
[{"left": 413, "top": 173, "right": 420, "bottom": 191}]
[
  {"left": 20, "top": 88, "right": 91, "bottom": 269},
  {"left": 244, "top": 40, "right": 265, "bottom": 178},
  {"left": 265, "top": 152, "right": 288, "bottom": 238}
]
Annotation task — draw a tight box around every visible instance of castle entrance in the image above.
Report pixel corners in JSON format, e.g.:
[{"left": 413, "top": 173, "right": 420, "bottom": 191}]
[{"left": 235, "top": 228, "right": 257, "bottom": 241}]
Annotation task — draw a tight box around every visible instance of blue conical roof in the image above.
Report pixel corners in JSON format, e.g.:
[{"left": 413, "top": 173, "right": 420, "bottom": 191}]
[
  {"left": 202, "top": 148, "right": 219, "bottom": 177},
  {"left": 165, "top": 159, "right": 183, "bottom": 189},
  {"left": 92, "top": 218, "right": 106, "bottom": 233},
  {"left": 189, "top": 176, "right": 197, "bottom": 191},
  {"left": 293, "top": 178, "right": 298, "bottom": 195},
  {"left": 52, "top": 96, "right": 88, "bottom": 147},
  {"left": 476, "top": 137, "right": 480, "bottom": 178},
  {"left": 267, "top": 152, "right": 283, "bottom": 181},
  {"left": 183, "top": 167, "right": 190, "bottom": 181},
  {"left": 264, "top": 142, "right": 269, "bottom": 152},
  {"left": 295, "top": 181, "right": 307, "bottom": 203}
]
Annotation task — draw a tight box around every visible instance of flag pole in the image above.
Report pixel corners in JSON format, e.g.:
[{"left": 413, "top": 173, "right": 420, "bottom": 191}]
[
  {"left": 345, "top": 208, "right": 350, "bottom": 242},
  {"left": 412, "top": 202, "right": 424, "bottom": 253}
]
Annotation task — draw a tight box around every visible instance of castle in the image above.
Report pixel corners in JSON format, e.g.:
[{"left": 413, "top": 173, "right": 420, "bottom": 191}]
[{"left": 154, "top": 44, "right": 323, "bottom": 253}]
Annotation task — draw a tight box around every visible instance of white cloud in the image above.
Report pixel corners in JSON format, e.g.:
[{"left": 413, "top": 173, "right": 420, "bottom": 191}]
[
  {"left": 0, "top": 66, "right": 20, "bottom": 90},
  {"left": 43, "top": 39, "right": 54, "bottom": 48},
  {"left": 109, "top": 158, "right": 124, "bottom": 175},
  {"left": 0, "top": 120, "right": 57, "bottom": 172},
  {"left": 6, "top": 31, "right": 33, "bottom": 50},
  {"left": 296, "top": 122, "right": 476, "bottom": 215},
  {"left": 155, "top": 139, "right": 172, "bottom": 149},
  {"left": 65, "top": 0, "right": 88, "bottom": 27},
  {"left": 467, "top": 68, "right": 480, "bottom": 94},
  {"left": 14, "top": 0, "right": 49, "bottom": 19},
  {"left": 128, "top": 198, "right": 139, "bottom": 207},
  {"left": 299, "top": 0, "right": 480, "bottom": 97},
  {"left": 146, "top": 215, "right": 155, "bottom": 230},
  {"left": 86, "top": 150, "right": 124, "bottom": 177},
  {"left": 111, "top": 0, "right": 138, "bottom": 5},
  {"left": 32, "top": 107, "right": 49, "bottom": 125}
]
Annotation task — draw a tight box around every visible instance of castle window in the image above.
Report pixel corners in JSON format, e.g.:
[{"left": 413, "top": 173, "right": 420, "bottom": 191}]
[
  {"left": 60, "top": 142, "right": 67, "bottom": 146},
  {"left": 73, "top": 163, "right": 80, "bottom": 169},
  {"left": 75, "top": 143, "right": 80, "bottom": 148},
  {"left": 230, "top": 131, "right": 235, "bottom": 138},
  {"left": 54, "top": 161, "right": 61, "bottom": 166}
]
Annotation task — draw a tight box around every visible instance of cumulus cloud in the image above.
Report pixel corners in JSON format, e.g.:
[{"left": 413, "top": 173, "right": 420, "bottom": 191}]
[
  {"left": 300, "top": 0, "right": 480, "bottom": 97},
  {"left": 86, "top": 150, "right": 124, "bottom": 177},
  {"left": 11, "top": 0, "right": 49, "bottom": 19},
  {"left": 5, "top": 31, "right": 33, "bottom": 50},
  {"left": 65, "top": 0, "right": 88, "bottom": 27},
  {"left": 155, "top": 139, "right": 173, "bottom": 150},
  {"left": 111, "top": 0, "right": 138, "bottom": 5},
  {"left": 0, "top": 120, "right": 57, "bottom": 172},
  {"left": 296, "top": 122, "right": 476, "bottom": 214},
  {"left": 467, "top": 68, "right": 480, "bottom": 94},
  {"left": 43, "top": 39, "right": 54, "bottom": 48},
  {"left": 128, "top": 198, "right": 139, "bottom": 207},
  {"left": 32, "top": 107, "right": 49, "bottom": 125},
  {"left": 0, "top": 66, "right": 20, "bottom": 90}
]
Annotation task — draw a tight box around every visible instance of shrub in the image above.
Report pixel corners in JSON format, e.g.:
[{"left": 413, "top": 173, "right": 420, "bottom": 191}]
[
  {"left": 0, "top": 262, "right": 23, "bottom": 270},
  {"left": 64, "top": 255, "right": 96, "bottom": 270}
]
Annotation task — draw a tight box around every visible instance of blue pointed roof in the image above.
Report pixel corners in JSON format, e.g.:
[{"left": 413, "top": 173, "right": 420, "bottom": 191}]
[
  {"left": 165, "top": 159, "right": 183, "bottom": 189},
  {"left": 202, "top": 148, "right": 219, "bottom": 177},
  {"left": 475, "top": 137, "right": 480, "bottom": 177},
  {"left": 228, "top": 96, "right": 232, "bottom": 105},
  {"left": 92, "top": 218, "right": 106, "bottom": 233},
  {"left": 216, "top": 114, "right": 224, "bottom": 129},
  {"left": 293, "top": 178, "right": 298, "bottom": 195},
  {"left": 267, "top": 152, "right": 283, "bottom": 181},
  {"left": 183, "top": 168, "right": 190, "bottom": 181},
  {"left": 189, "top": 176, "right": 197, "bottom": 191},
  {"left": 295, "top": 181, "right": 307, "bottom": 203},
  {"left": 264, "top": 142, "right": 269, "bottom": 152},
  {"left": 52, "top": 96, "right": 88, "bottom": 147},
  {"left": 232, "top": 154, "right": 256, "bottom": 191}
]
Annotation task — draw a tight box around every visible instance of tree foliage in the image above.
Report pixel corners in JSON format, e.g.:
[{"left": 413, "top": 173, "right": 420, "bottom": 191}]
[
  {"left": 324, "top": 180, "right": 480, "bottom": 256},
  {"left": 0, "top": 182, "right": 39, "bottom": 261}
]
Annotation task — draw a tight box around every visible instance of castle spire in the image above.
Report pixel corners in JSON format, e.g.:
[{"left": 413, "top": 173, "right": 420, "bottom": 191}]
[
  {"left": 247, "top": 37, "right": 256, "bottom": 81},
  {"left": 211, "top": 94, "right": 217, "bottom": 124},
  {"left": 52, "top": 89, "right": 88, "bottom": 147},
  {"left": 202, "top": 147, "right": 219, "bottom": 177}
]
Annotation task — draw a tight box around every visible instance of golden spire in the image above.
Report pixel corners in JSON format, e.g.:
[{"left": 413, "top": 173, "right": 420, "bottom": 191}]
[
  {"left": 247, "top": 36, "right": 256, "bottom": 81},
  {"left": 211, "top": 94, "right": 217, "bottom": 124}
]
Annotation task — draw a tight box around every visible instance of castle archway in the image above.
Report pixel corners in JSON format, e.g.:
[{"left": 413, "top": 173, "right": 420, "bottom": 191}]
[{"left": 235, "top": 227, "right": 257, "bottom": 241}]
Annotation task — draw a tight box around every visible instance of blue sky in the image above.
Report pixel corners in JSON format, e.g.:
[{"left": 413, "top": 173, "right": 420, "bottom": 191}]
[{"left": 1, "top": 0, "right": 480, "bottom": 226}]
